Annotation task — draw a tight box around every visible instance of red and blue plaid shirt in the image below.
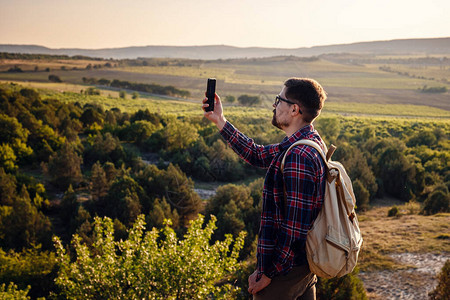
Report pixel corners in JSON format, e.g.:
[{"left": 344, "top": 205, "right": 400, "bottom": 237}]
[{"left": 220, "top": 121, "right": 326, "bottom": 278}]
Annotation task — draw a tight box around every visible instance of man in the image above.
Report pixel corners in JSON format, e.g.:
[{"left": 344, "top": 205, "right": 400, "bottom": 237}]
[{"left": 203, "top": 78, "right": 327, "bottom": 299}]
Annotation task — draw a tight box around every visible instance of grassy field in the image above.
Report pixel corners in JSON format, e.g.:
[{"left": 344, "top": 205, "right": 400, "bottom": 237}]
[
  {"left": 3, "top": 80, "right": 450, "bottom": 120},
  {"left": 2, "top": 80, "right": 450, "bottom": 121},
  {"left": 358, "top": 200, "right": 450, "bottom": 272},
  {"left": 1, "top": 54, "right": 449, "bottom": 110}
]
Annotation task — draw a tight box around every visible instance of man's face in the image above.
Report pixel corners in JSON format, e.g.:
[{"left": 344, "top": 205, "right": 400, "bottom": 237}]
[{"left": 272, "top": 86, "right": 292, "bottom": 129}]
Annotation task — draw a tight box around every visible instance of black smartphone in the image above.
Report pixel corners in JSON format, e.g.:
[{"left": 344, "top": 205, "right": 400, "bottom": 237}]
[{"left": 205, "top": 78, "right": 216, "bottom": 112}]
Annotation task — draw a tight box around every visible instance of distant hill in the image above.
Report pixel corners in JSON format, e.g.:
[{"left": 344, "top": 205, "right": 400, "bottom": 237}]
[{"left": 0, "top": 38, "right": 449, "bottom": 60}]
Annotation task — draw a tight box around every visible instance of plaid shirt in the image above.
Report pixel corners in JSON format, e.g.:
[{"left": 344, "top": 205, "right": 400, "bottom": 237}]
[{"left": 220, "top": 121, "right": 326, "bottom": 278}]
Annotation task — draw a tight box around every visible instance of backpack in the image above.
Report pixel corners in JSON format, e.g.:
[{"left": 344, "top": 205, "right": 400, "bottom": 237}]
[{"left": 281, "top": 140, "right": 363, "bottom": 278}]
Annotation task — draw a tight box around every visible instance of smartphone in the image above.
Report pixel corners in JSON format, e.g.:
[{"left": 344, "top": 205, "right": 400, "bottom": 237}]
[{"left": 205, "top": 78, "right": 216, "bottom": 112}]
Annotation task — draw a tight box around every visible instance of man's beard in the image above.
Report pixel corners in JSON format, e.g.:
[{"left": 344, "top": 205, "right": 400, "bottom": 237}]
[{"left": 271, "top": 109, "right": 288, "bottom": 129}]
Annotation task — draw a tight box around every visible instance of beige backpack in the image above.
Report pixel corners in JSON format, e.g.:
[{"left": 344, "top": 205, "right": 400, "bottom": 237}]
[{"left": 281, "top": 140, "right": 363, "bottom": 278}]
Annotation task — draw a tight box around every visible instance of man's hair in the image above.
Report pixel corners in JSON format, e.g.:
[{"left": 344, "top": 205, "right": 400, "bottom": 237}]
[{"left": 284, "top": 78, "right": 327, "bottom": 123}]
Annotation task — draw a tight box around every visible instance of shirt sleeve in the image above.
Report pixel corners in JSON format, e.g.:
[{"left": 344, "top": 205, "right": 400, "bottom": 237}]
[
  {"left": 258, "top": 147, "right": 318, "bottom": 278},
  {"left": 219, "top": 121, "right": 279, "bottom": 169}
]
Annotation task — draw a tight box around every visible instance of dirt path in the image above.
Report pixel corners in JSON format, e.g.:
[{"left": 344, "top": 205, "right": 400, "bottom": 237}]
[{"left": 359, "top": 253, "right": 448, "bottom": 299}]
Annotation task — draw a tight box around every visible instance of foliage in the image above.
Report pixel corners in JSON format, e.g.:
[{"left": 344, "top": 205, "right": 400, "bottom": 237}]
[
  {"left": 54, "top": 214, "right": 245, "bottom": 299},
  {"left": 428, "top": 259, "right": 450, "bottom": 300},
  {"left": 206, "top": 179, "right": 262, "bottom": 257},
  {"left": 135, "top": 164, "right": 202, "bottom": 227},
  {"left": 48, "top": 74, "right": 62, "bottom": 83},
  {"left": 0, "top": 283, "right": 30, "bottom": 300},
  {"left": 0, "top": 246, "right": 56, "bottom": 298},
  {"left": 387, "top": 206, "right": 400, "bottom": 217},
  {"left": 238, "top": 94, "right": 261, "bottom": 106},
  {"left": 45, "top": 142, "right": 83, "bottom": 190},
  {"left": 422, "top": 184, "right": 450, "bottom": 215},
  {"left": 316, "top": 268, "right": 368, "bottom": 300},
  {"left": 0, "top": 80, "right": 448, "bottom": 298},
  {"left": 0, "top": 168, "right": 52, "bottom": 250},
  {"left": 420, "top": 86, "right": 447, "bottom": 93}
]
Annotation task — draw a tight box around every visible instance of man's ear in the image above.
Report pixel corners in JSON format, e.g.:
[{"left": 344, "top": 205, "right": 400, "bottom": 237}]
[{"left": 292, "top": 104, "right": 302, "bottom": 115}]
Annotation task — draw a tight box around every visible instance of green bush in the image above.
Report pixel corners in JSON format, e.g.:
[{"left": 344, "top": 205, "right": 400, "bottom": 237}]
[
  {"left": 0, "top": 283, "right": 30, "bottom": 300},
  {"left": 0, "top": 246, "right": 56, "bottom": 298},
  {"left": 54, "top": 214, "right": 245, "bottom": 299},
  {"left": 317, "top": 268, "right": 367, "bottom": 300},
  {"left": 422, "top": 186, "right": 450, "bottom": 215}
]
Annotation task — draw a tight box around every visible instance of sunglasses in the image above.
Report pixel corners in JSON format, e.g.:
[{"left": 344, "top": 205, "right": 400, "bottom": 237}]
[{"left": 274, "top": 95, "right": 296, "bottom": 106}]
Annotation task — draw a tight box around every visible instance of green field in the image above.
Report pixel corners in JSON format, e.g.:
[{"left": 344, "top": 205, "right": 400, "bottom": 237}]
[{"left": 1, "top": 54, "right": 449, "bottom": 111}]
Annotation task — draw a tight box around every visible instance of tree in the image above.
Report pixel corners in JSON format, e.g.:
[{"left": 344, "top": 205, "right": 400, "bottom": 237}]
[
  {"left": 54, "top": 214, "right": 245, "bottom": 299},
  {"left": 136, "top": 164, "right": 202, "bottom": 227},
  {"left": 0, "top": 144, "right": 18, "bottom": 172},
  {"left": 119, "top": 90, "right": 126, "bottom": 99},
  {"left": 238, "top": 94, "right": 261, "bottom": 106},
  {"left": 90, "top": 162, "right": 109, "bottom": 201},
  {"left": 120, "top": 120, "right": 158, "bottom": 145},
  {"left": 46, "top": 143, "right": 83, "bottom": 190},
  {"left": 100, "top": 175, "right": 143, "bottom": 226},
  {"left": 0, "top": 246, "right": 56, "bottom": 298},
  {"left": 225, "top": 95, "right": 236, "bottom": 103},
  {"left": 0, "top": 185, "right": 52, "bottom": 250},
  {"left": 85, "top": 87, "right": 100, "bottom": 96},
  {"left": 132, "top": 92, "right": 139, "bottom": 99},
  {"left": 80, "top": 108, "right": 103, "bottom": 127},
  {"left": 0, "top": 114, "right": 33, "bottom": 161},
  {"left": 206, "top": 181, "right": 261, "bottom": 256},
  {"left": 163, "top": 120, "right": 199, "bottom": 152},
  {"left": 48, "top": 75, "right": 62, "bottom": 83}
]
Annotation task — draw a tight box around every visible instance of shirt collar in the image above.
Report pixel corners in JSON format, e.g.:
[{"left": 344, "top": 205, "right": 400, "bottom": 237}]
[{"left": 279, "top": 124, "right": 315, "bottom": 151}]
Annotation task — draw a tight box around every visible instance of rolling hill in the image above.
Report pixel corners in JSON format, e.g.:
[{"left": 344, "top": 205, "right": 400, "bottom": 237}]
[{"left": 1, "top": 37, "right": 449, "bottom": 59}]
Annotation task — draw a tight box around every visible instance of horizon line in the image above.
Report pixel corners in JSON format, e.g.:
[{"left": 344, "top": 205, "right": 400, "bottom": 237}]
[{"left": 1, "top": 36, "right": 449, "bottom": 51}]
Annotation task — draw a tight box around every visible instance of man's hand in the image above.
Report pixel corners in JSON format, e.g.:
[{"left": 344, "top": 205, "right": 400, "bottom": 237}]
[
  {"left": 202, "top": 93, "right": 226, "bottom": 130},
  {"left": 248, "top": 270, "right": 272, "bottom": 295}
]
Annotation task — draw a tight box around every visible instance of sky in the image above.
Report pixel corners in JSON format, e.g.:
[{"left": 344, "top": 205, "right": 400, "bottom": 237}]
[{"left": 1, "top": 0, "right": 449, "bottom": 49}]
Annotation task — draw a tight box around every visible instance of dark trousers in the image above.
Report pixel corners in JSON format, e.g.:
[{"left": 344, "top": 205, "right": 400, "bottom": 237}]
[{"left": 253, "top": 265, "right": 317, "bottom": 300}]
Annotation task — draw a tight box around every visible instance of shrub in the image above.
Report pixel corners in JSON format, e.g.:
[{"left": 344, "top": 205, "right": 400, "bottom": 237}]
[
  {"left": 388, "top": 206, "right": 400, "bottom": 217},
  {"left": 85, "top": 87, "right": 100, "bottom": 95},
  {"left": 428, "top": 260, "right": 450, "bottom": 299},
  {"left": 48, "top": 75, "right": 62, "bottom": 83},
  {"left": 422, "top": 186, "right": 450, "bottom": 215},
  {"left": 317, "top": 268, "right": 367, "bottom": 300},
  {"left": 54, "top": 214, "right": 245, "bottom": 299},
  {"left": 420, "top": 86, "right": 447, "bottom": 93},
  {"left": 0, "top": 283, "right": 30, "bottom": 300}
]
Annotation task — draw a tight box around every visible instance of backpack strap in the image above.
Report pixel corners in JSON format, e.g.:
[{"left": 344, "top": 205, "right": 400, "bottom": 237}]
[
  {"left": 280, "top": 140, "right": 336, "bottom": 216},
  {"left": 281, "top": 140, "right": 336, "bottom": 171}
]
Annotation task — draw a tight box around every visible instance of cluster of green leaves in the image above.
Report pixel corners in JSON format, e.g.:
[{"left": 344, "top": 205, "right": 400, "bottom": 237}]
[
  {"left": 0, "top": 282, "right": 30, "bottom": 300},
  {"left": 54, "top": 214, "right": 245, "bottom": 299}
]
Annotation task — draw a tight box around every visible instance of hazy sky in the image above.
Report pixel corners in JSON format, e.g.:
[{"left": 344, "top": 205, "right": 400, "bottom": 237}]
[{"left": 1, "top": 0, "right": 449, "bottom": 49}]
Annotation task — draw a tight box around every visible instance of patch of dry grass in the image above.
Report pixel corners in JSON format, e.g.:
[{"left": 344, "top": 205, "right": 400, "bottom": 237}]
[{"left": 358, "top": 201, "right": 450, "bottom": 272}]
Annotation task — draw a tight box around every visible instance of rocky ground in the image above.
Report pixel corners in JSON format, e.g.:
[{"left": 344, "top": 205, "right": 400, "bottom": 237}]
[{"left": 359, "top": 253, "right": 448, "bottom": 299}]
